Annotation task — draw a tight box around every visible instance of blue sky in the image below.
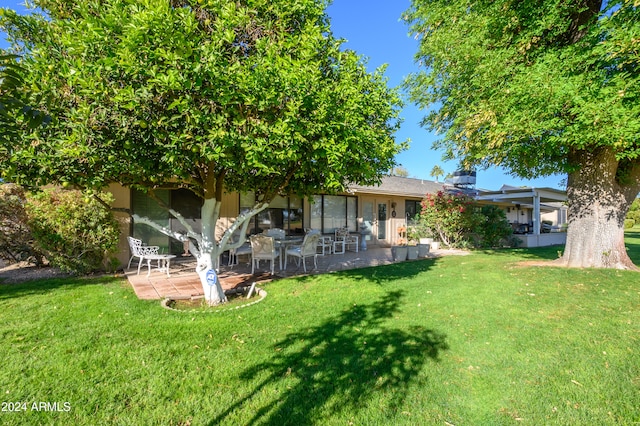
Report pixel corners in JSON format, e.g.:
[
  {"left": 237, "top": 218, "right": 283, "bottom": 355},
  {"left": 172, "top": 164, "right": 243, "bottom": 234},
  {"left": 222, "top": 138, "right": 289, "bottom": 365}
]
[{"left": 0, "top": 0, "right": 565, "bottom": 190}]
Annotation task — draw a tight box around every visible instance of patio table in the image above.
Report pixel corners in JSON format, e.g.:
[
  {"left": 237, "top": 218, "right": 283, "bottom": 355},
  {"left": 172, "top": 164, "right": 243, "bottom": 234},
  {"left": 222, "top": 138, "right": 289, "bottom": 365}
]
[
  {"left": 144, "top": 254, "right": 177, "bottom": 277},
  {"left": 275, "top": 237, "right": 304, "bottom": 270}
]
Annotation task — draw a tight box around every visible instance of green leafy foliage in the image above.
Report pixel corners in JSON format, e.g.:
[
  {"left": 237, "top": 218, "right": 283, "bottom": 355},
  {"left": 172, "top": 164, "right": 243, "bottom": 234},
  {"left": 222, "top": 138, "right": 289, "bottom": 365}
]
[
  {"left": 0, "top": 183, "right": 45, "bottom": 265},
  {"left": 0, "top": 0, "right": 404, "bottom": 200},
  {"left": 417, "top": 191, "right": 484, "bottom": 248},
  {"left": 0, "top": 54, "right": 50, "bottom": 154},
  {"left": 478, "top": 204, "right": 514, "bottom": 248},
  {"left": 405, "top": 0, "right": 640, "bottom": 178},
  {"left": 25, "top": 188, "right": 120, "bottom": 273},
  {"left": 405, "top": 0, "right": 640, "bottom": 268},
  {"left": 416, "top": 192, "right": 513, "bottom": 248},
  {"left": 627, "top": 198, "right": 640, "bottom": 224}
]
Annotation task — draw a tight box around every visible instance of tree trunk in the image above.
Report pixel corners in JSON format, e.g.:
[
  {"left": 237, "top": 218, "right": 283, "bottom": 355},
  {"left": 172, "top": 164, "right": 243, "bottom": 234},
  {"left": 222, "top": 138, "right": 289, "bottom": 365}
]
[
  {"left": 558, "top": 148, "right": 639, "bottom": 270},
  {"left": 198, "top": 198, "right": 227, "bottom": 305},
  {"left": 196, "top": 251, "right": 226, "bottom": 305}
]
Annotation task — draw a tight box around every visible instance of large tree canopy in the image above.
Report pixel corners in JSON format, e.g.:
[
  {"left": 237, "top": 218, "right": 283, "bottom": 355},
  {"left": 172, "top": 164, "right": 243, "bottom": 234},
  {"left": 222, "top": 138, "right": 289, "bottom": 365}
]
[
  {"left": 0, "top": 54, "right": 49, "bottom": 146},
  {"left": 0, "top": 0, "right": 405, "bottom": 303},
  {"left": 405, "top": 0, "right": 640, "bottom": 269}
]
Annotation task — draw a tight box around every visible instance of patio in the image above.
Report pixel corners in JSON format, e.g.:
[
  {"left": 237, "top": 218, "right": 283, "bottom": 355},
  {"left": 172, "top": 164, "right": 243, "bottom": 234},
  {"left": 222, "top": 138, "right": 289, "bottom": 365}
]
[{"left": 125, "top": 246, "right": 449, "bottom": 300}]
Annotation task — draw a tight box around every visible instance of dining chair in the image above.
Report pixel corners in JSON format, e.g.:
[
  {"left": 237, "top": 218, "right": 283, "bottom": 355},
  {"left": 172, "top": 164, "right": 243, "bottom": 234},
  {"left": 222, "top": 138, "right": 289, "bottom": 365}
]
[
  {"left": 250, "top": 234, "right": 280, "bottom": 275},
  {"left": 285, "top": 233, "right": 320, "bottom": 273}
]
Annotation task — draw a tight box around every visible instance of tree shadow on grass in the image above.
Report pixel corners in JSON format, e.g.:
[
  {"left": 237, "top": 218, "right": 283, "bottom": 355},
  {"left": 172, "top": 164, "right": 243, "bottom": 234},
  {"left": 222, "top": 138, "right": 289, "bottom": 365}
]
[
  {"left": 289, "top": 257, "right": 438, "bottom": 287},
  {"left": 209, "top": 290, "right": 449, "bottom": 425},
  {"left": 479, "top": 245, "right": 565, "bottom": 262}
]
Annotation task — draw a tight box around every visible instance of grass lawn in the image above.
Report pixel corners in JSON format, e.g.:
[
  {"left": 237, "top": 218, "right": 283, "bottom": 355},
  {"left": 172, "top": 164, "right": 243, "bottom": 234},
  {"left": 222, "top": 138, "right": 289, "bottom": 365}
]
[{"left": 1, "top": 231, "right": 639, "bottom": 425}]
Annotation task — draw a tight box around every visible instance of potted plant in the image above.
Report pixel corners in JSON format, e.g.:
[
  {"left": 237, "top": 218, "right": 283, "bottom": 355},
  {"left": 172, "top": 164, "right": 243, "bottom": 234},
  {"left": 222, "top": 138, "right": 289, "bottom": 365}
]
[
  {"left": 407, "top": 242, "right": 419, "bottom": 260},
  {"left": 417, "top": 240, "right": 430, "bottom": 257},
  {"left": 392, "top": 225, "right": 408, "bottom": 261},
  {"left": 408, "top": 224, "right": 431, "bottom": 258}
]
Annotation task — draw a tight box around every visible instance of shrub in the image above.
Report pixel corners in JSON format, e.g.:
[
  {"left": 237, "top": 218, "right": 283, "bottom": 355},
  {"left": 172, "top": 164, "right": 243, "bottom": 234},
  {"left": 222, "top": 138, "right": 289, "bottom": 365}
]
[
  {"left": 416, "top": 192, "right": 516, "bottom": 249},
  {"left": 418, "top": 191, "right": 484, "bottom": 248},
  {"left": 626, "top": 199, "right": 640, "bottom": 224},
  {"left": 624, "top": 219, "right": 635, "bottom": 229},
  {"left": 0, "top": 184, "right": 46, "bottom": 265},
  {"left": 626, "top": 209, "right": 640, "bottom": 224},
  {"left": 25, "top": 188, "right": 120, "bottom": 273},
  {"left": 477, "top": 205, "right": 514, "bottom": 248}
]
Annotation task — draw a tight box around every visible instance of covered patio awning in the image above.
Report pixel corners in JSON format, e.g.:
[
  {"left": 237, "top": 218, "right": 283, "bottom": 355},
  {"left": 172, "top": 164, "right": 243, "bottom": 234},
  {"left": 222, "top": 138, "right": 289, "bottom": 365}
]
[{"left": 476, "top": 185, "right": 567, "bottom": 235}]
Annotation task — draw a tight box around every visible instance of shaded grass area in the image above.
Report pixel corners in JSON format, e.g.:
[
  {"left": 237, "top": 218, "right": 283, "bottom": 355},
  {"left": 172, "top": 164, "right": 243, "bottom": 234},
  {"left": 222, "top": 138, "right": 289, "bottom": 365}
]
[{"left": 0, "top": 235, "right": 638, "bottom": 425}]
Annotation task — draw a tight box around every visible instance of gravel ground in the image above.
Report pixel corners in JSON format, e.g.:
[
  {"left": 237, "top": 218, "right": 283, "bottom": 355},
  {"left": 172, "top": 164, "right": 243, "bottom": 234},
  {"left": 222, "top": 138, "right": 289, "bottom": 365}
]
[{"left": 0, "top": 259, "right": 71, "bottom": 284}]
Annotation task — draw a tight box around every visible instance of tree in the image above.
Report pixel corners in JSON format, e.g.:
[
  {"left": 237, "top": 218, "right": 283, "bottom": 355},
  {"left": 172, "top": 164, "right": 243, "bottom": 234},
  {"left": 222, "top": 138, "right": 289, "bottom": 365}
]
[
  {"left": 391, "top": 165, "right": 410, "bottom": 177},
  {"left": 405, "top": 0, "right": 640, "bottom": 269},
  {"left": 0, "top": 54, "right": 49, "bottom": 148},
  {"left": 0, "top": 0, "right": 404, "bottom": 303},
  {"left": 429, "top": 165, "right": 444, "bottom": 183}
]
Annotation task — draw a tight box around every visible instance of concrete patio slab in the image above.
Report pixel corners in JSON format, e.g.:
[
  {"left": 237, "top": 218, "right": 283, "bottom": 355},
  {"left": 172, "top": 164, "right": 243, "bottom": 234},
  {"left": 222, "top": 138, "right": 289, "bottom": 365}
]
[{"left": 125, "top": 246, "right": 462, "bottom": 300}]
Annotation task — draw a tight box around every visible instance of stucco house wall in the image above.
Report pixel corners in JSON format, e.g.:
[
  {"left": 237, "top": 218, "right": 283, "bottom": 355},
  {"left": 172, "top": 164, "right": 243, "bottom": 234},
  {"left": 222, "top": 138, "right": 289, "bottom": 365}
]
[{"left": 109, "top": 177, "right": 568, "bottom": 266}]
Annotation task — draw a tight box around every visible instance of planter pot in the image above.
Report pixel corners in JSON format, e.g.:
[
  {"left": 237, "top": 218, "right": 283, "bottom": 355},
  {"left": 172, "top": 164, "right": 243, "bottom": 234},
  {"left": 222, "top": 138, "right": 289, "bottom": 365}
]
[
  {"left": 418, "top": 244, "right": 430, "bottom": 257},
  {"left": 430, "top": 241, "right": 440, "bottom": 250},
  {"left": 419, "top": 238, "right": 433, "bottom": 245},
  {"left": 407, "top": 246, "right": 419, "bottom": 260},
  {"left": 392, "top": 246, "right": 408, "bottom": 262}
]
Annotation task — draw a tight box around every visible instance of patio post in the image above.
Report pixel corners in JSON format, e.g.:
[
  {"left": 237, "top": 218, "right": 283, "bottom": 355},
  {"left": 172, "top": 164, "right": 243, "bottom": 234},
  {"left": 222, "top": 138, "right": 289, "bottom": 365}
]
[{"left": 533, "top": 191, "right": 541, "bottom": 235}]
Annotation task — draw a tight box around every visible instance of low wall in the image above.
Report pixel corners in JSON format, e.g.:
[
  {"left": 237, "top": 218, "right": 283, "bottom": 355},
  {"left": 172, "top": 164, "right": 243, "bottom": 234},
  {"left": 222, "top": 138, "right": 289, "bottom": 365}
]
[{"left": 515, "top": 233, "right": 566, "bottom": 248}]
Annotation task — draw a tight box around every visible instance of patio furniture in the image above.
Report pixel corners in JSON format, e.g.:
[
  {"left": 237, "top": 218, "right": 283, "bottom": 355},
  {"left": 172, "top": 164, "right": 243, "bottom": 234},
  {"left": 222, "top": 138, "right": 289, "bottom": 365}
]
[
  {"left": 127, "top": 236, "right": 160, "bottom": 275},
  {"left": 335, "top": 228, "right": 359, "bottom": 253},
  {"left": 264, "top": 228, "right": 286, "bottom": 240},
  {"left": 318, "top": 236, "right": 333, "bottom": 255},
  {"left": 144, "top": 254, "right": 177, "bottom": 277},
  {"left": 333, "top": 238, "right": 345, "bottom": 254},
  {"left": 284, "top": 232, "right": 320, "bottom": 273},
  {"left": 228, "top": 243, "right": 252, "bottom": 267},
  {"left": 307, "top": 229, "right": 332, "bottom": 255},
  {"left": 250, "top": 235, "right": 280, "bottom": 275}
]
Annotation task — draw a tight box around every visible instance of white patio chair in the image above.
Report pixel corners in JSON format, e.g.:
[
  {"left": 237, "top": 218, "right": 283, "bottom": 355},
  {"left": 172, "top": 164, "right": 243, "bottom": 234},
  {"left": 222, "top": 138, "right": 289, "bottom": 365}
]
[
  {"left": 335, "top": 228, "right": 359, "bottom": 253},
  {"left": 228, "top": 243, "right": 252, "bottom": 267},
  {"left": 285, "top": 233, "right": 320, "bottom": 273},
  {"left": 250, "top": 235, "right": 280, "bottom": 275},
  {"left": 227, "top": 231, "right": 252, "bottom": 267},
  {"left": 127, "top": 236, "right": 160, "bottom": 275},
  {"left": 307, "top": 229, "right": 332, "bottom": 255}
]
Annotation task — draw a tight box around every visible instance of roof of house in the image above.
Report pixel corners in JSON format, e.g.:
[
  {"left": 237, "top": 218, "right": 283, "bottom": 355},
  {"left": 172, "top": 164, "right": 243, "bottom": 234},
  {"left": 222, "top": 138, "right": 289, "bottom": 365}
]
[
  {"left": 476, "top": 185, "right": 567, "bottom": 204},
  {"left": 348, "top": 176, "right": 444, "bottom": 198}
]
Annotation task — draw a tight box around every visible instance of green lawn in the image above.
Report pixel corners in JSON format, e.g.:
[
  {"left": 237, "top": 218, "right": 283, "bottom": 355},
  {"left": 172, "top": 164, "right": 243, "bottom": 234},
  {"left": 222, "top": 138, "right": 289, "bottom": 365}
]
[{"left": 1, "top": 232, "right": 639, "bottom": 425}]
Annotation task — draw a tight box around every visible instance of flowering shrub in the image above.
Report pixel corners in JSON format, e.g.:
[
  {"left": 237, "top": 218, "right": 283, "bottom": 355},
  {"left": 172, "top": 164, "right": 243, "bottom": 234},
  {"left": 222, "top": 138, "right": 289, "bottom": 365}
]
[
  {"left": 417, "top": 191, "right": 513, "bottom": 248},
  {"left": 418, "top": 191, "right": 484, "bottom": 248}
]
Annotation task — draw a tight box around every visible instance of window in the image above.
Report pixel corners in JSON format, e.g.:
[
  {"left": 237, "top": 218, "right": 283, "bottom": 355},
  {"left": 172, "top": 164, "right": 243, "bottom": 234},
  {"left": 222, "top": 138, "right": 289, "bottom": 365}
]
[
  {"left": 131, "top": 188, "right": 202, "bottom": 254},
  {"left": 240, "top": 193, "right": 304, "bottom": 235},
  {"left": 310, "top": 195, "right": 358, "bottom": 233},
  {"left": 405, "top": 200, "right": 422, "bottom": 224}
]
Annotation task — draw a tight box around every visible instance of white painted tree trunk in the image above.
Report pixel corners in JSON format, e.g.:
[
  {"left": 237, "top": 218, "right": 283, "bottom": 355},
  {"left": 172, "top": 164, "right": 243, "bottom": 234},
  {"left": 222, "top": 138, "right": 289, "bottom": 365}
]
[
  {"left": 196, "top": 198, "right": 226, "bottom": 304},
  {"left": 133, "top": 197, "right": 269, "bottom": 305}
]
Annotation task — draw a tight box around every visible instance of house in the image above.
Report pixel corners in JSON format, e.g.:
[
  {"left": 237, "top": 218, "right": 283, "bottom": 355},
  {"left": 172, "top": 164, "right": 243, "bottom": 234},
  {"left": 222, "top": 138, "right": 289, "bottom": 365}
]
[{"left": 108, "top": 177, "right": 567, "bottom": 265}]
